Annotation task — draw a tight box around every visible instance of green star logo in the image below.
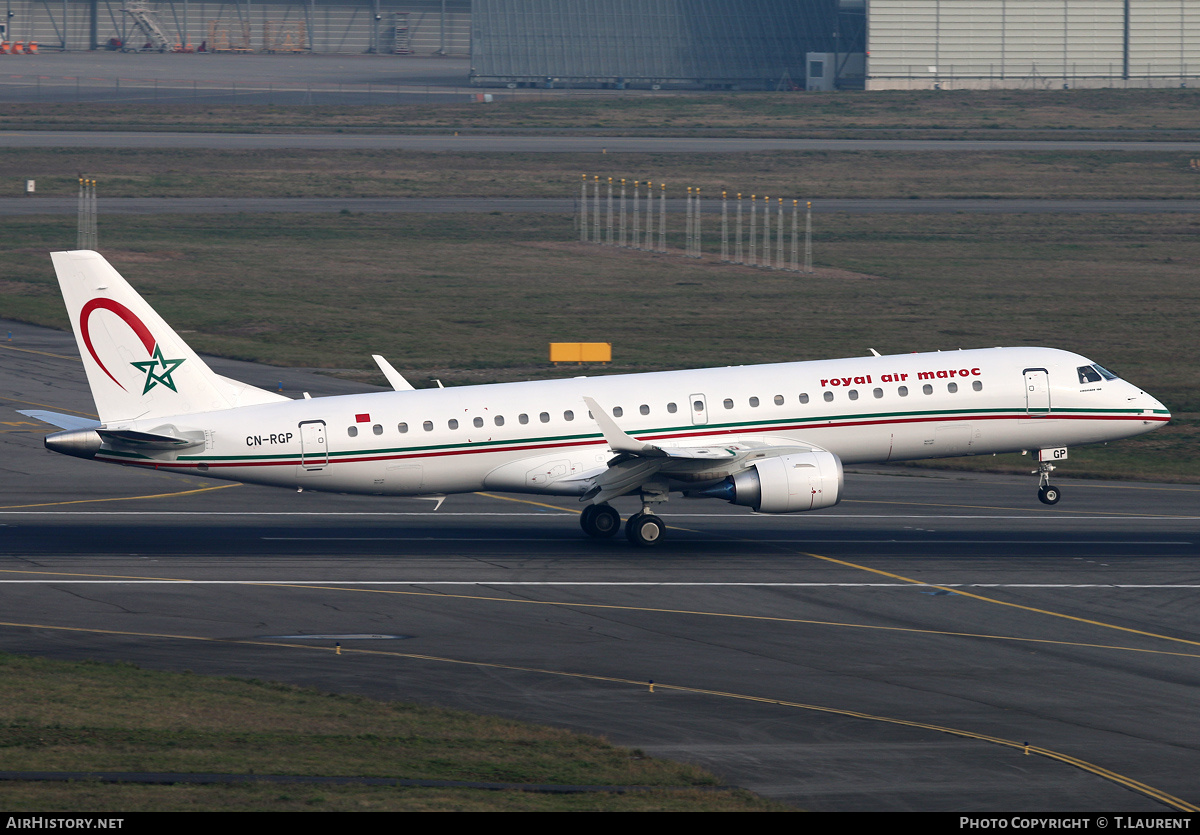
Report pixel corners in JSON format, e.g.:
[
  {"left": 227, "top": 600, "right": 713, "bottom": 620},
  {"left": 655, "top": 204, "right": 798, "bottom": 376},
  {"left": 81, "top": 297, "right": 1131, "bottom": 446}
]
[{"left": 130, "top": 344, "right": 186, "bottom": 395}]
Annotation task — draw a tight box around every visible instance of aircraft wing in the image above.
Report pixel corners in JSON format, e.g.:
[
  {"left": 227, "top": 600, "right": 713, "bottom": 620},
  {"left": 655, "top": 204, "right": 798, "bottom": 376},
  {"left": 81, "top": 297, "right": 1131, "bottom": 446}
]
[
  {"left": 582, "top": 396, "right": 739, "bottom": 460},
  {"left": 577, "top": 396, "right": 827, "bottom": 504}
]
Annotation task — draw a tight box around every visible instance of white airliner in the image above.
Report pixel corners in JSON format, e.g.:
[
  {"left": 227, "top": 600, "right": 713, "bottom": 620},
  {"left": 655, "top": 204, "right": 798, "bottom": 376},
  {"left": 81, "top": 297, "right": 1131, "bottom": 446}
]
[{"left": 24, "top": 250, "right": 1170, "bottom": 546}]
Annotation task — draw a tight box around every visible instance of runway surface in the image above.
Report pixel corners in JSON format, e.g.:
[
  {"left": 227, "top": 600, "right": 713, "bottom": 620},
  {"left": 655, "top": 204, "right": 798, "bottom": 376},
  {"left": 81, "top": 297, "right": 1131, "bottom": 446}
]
[{"left": 2, "top": 318, "right": 1198, "bottom": 811}]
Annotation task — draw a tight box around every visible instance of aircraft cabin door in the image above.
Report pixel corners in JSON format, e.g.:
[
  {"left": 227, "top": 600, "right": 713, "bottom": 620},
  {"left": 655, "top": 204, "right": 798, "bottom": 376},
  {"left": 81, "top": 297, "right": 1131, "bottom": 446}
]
[
  {"left": 1023, "top": 368, "right": 1051, "bottom": 415},
  {"left": 689, "top": 394, "right": 709, "bottom": 426},
  {"left": 299, "top": 420, "right": 328, "bottom": 470}
]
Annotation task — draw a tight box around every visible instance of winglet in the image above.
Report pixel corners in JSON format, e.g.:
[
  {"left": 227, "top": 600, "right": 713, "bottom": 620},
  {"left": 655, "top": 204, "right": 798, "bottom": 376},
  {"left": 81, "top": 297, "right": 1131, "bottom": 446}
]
[
  {"left": 582, "top": 396, "right": 663, "bottom": 456},
  {"left": 372, "top": 354, "right": 416, "bottom": 391}
]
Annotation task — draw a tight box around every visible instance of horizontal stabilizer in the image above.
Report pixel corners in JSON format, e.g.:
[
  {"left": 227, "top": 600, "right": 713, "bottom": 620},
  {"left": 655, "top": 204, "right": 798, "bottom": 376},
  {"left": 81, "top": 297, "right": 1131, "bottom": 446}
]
[{"left": 17, "top": 410, "right": 101, "bottom": 431}]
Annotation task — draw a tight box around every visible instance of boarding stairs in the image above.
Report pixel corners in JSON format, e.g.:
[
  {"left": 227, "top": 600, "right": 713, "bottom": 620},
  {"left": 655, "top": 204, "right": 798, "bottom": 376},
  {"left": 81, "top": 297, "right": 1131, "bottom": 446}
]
[{"left": 121, "top": 2, "right": 174, "bottom": 52}]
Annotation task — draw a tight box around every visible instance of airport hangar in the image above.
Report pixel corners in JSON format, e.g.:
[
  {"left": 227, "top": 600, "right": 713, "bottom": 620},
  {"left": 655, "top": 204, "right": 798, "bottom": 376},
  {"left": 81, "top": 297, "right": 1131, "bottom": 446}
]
[{"left": 6, "top": 0, "right": 1198, "bottom": 92}]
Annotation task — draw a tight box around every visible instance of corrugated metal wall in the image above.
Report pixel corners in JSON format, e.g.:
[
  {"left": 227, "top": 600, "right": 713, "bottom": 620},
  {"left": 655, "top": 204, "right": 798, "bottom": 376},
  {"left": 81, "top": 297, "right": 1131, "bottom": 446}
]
[
  {"left": 868, "top": 0, "right": 1200, "bottom": 88},
  {"left": 2, "top": 0, "right": 469, "bottom": 54},
  {"left": 470, "top": 0, "right": 838, "bottom": 88}
]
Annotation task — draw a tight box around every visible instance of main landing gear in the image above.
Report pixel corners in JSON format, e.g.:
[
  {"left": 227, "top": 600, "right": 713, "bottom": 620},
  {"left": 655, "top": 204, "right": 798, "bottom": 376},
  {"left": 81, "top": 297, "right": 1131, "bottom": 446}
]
[
  {"left": 579, "top": 503, "right": 666, "bottom": 546},
  {"left": 624, "top": 512, "right": 666, "bottom": 546},
  {"left": 580, "top": 503, "right": 621, "bottom": 538}
]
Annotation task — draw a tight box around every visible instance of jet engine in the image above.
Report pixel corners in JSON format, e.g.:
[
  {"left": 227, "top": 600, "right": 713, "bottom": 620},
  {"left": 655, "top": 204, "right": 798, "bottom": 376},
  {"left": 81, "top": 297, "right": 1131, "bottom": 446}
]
[{"left": 691, "top": 450, "right": 843, "bottom": 513}]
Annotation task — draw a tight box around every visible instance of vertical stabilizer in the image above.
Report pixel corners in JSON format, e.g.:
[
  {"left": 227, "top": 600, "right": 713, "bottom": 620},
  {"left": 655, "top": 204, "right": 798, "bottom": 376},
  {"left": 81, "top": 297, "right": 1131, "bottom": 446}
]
[{"left": 51, "top": 250, "right": 287, "bottom": 423}]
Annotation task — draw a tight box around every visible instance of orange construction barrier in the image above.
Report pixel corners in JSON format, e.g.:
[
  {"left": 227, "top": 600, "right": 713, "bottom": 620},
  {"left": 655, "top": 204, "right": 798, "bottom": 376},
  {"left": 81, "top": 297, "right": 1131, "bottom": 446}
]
[
  {"left": 26, "top": 42, "right": 37, "bottom": 54},
  {"left": 12, "top": 42, "right": 23, "bottom": 54},
  {"left": 0, "top": 43, "right": 10, "bottom": 55}
]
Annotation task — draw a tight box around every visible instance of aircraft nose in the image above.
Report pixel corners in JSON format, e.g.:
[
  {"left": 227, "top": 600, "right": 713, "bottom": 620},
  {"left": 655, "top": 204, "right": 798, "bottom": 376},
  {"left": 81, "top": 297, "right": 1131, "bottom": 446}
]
[{"left": 1140, "top": 391, "right": 1170, "bottom": 422}]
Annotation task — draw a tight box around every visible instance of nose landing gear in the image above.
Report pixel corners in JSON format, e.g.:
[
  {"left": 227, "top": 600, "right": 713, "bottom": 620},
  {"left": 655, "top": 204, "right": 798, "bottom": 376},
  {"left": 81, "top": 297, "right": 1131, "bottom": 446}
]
[
  {"left": 1034, "top": 448, "right": 1066, "bottom": 505},
  {"left": 1037, "top": 482, "right": 1062, "bottom": 505}
]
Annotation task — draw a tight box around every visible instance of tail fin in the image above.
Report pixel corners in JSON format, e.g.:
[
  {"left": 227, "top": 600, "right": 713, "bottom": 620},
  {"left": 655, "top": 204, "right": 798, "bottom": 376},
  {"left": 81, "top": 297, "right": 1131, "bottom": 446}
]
[{"left": 51, "top": 250, "right": 288, "bottom": 423}]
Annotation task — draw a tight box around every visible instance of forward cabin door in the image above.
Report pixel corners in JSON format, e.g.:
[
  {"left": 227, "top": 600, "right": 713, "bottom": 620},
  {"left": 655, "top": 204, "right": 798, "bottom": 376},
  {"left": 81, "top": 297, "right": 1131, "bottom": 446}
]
[{"left": 1023, "top": 368, "right": 1051, "bottom": 416}]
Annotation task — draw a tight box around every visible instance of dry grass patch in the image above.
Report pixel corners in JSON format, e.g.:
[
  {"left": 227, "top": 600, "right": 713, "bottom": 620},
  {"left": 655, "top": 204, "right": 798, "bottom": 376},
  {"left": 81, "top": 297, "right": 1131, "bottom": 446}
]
[
  {"left": 0, "top": 653, "right": 789, "bottom": 811},
  {"left": 5, "top": 88, "right": 1200, "bottom": 135},
  {"left": 5, "top": 148, "right": 1198, "bottom": 200}
]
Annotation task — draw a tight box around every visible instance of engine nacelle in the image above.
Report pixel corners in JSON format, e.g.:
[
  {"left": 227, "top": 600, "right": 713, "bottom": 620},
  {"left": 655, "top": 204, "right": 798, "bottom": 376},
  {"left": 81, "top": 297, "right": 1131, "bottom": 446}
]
[{"left": 704, "top": 450, "right": 843, "bottom": 513}]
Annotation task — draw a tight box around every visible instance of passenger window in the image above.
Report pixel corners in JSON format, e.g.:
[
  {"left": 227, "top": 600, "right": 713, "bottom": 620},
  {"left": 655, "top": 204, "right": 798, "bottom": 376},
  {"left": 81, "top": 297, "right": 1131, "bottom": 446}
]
[
  {"left": 823, "top": 391, "right": 834, "bottom": 402},
  {"left": 799, "top": 393, "right": 810, "bottom": 404},
  {"left": 519, "top": 413, "right": 529, "bottom": 425},
  {"left": 848, "top": 390, "right": 859, "bottom": 401},
  {"left": 667, "top": 402, "right": 678, "bottom": 414},
  {"left": 373, "top": 424, "right": 383, "bottom": 435},
  {"left": 639, "top": 404, "right": 650, "bottom": 415},
  {"left": 749, "top": 397, "right": 760, "bottom": 407},
  {"left": 473, "top": 417, "right": 484, "bottom": 428},
  {"left": 898, "top": 386, "right": 908, "bottom": 396},
  {"left": 347, "top": 426, "right": 358, "bottom": 437},
  {"left": 723, "top": 398, "right": 734, "bottom": 409},
  {"left": 947, "top": 382, "right": 958, "bottom": 393},
  {"left": 448, "top": 419, "right": 459, "bottom": 430},
  {"left": 564, "top": 410, "right": 574, "bottom": 421},
  {"left": 773, "top": 395, "right": 784, "bottom": 405},
  {"left": 873, "top": 387, "right": 883, "bottom": 399},
  {"left": 922, "top": 384, "right": 933, "bottom": 395},
  {"left": 398, "top": 422, "right": 408, "bottom": 433},
  {"left": 972, "top": 381, "right": 982, "bottom": 392},
  {"left": 539, "top": 412, "right": 550, "bottom": 423},
  {"left": 693, "top": 400, "right": 704, "bottom": 412},
  {"left": 423, "top": 421, "right": 433, "bottom": 432},
  {"left": 613, "top": 406, "right": 623, "bottom": 417},
  {"left": 495, "top": 415, "right": 504, "bottom": 426}
]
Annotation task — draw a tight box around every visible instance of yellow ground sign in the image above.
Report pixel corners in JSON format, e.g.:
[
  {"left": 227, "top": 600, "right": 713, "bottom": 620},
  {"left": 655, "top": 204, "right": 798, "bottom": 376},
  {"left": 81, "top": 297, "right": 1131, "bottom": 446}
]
[{"left": 550, "top": 342, "right": 612, "bottom": 364}]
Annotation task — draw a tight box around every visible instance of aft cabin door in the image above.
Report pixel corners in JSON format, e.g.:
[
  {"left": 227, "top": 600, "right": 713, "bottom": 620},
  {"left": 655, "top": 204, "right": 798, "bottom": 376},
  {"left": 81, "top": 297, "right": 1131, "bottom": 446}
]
[
  {"left": 1023, "top": 369, "right": 1051, "bottom": 415},
  {"left": 299, "top": 420, "right": 328, "bottom": 470}
]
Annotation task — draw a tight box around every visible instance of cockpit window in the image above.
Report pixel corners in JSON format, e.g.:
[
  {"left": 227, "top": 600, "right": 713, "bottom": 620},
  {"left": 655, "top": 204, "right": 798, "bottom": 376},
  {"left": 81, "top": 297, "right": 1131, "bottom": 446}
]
[
  {"left": 1093, "top": 364, "right": 1119, "bottom": 381},
  {"left": 1078, "top": 365, "right": 1103, "bottom": 384}
]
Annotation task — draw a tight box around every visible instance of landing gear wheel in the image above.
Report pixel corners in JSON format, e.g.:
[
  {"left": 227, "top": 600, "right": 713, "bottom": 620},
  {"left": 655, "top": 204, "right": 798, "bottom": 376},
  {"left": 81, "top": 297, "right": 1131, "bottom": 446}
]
[
  {"left": 625, "top": 512, "right": 666, "bottom": 547},
  {"left": 580, "top": 504, "right": 621, "bottom": 538},
  {"left": 1038, "top": 485, "right": 1062, "bottom": 505}
]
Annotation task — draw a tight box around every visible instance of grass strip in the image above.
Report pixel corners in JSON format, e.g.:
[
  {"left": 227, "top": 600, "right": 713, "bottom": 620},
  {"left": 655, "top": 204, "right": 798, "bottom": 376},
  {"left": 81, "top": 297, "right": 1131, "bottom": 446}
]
[{"left": 0, "top": 652, "right": 782, "bottom": 812}]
